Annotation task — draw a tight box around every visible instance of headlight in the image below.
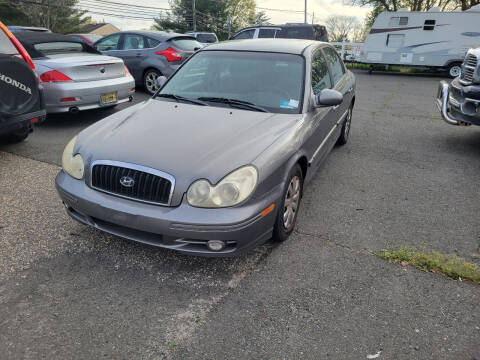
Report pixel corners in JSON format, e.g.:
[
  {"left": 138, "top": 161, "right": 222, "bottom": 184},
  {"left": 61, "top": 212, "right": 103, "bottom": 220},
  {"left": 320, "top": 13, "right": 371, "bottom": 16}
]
[
  {"left": 62, "top": 136, "right": 84, "bottom": 179},
  {"left": 187, "top": 166, "right": 258, "bottom": 208}
]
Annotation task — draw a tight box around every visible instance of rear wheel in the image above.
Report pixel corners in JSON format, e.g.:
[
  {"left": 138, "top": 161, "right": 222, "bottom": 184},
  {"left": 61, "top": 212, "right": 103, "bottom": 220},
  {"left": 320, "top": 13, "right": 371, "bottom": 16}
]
[
  {"left": 448, "top": 63, "right": 462, "bottom": 78},
  {"left": 6, "top": 125, "right": 30, "bottom": 143},
  {"left": 272, "top": 164, "right": 303, "bottom": 242},
  {"left": 143, "top": 69, "right": 161, "bottom": 95}
]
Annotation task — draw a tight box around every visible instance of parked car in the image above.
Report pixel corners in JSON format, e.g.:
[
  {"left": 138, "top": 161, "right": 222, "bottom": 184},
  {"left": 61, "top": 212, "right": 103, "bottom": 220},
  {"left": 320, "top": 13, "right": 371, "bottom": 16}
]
[
  {"left": 67, "top": 33, "right": 102, "bottom": 45},
  {"left": 7, "top": 26, "right": 51, "bottom": 33},
  {"left": 16, "top": 32, "right": 135, "bottom": 114},
  {"left": 436, "top": 47, "right": 480, "bottom": 126},
  {"left": 92, "top": 31, "right": 203, "bottom": 94},
  {"left": 56, "top": 39, "right": 355, "bottom": 256},
  {"left": 185, "top": 32, "right": 218, "bottom": 44},
  {"left": 0, "top": 21, "right": 45, "bottom": 142},
  {"left": 229, "top": 23, "right": 328, "bottom": 42}
]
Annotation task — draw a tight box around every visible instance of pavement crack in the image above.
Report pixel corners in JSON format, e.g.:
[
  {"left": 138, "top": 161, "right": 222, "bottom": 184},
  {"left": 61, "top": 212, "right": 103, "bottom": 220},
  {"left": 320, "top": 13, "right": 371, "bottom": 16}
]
[{"left": 294, "top": 228, "right": 377, "bottom": 257}]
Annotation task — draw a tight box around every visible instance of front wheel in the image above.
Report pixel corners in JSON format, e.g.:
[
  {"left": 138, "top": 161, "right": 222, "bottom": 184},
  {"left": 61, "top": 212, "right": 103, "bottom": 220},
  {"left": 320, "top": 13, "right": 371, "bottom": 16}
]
[
  {"left": 272, "top": 164, "right": 303, "bottom": 242},
  {"left": 447, "top": 63, "right": 462, "bottom": 78},
  {"left": 143, "top": 69, "right": 161, "bottom": 95}
]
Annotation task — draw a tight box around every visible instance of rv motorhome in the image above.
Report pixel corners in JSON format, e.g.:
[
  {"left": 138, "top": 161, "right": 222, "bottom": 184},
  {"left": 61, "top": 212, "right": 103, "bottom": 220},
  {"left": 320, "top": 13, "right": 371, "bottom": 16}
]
[{"left": 359, "top": 6, "right": 480, "bottom": 77}]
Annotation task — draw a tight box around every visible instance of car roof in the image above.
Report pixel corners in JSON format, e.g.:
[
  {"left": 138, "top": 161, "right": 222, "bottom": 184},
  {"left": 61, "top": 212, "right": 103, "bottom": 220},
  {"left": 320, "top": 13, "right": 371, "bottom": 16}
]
[
  {"left": 114, "top": 30, "right": 196, "bottom": 41},
  {"left": 202, "top": 39, "right": 324, "bottom": 55},
  {"left": 237, "top": 23, "right": 321, "bottom": 31},
  {"left": 15, "top": 32, "right": 100, "bottom": 58}
]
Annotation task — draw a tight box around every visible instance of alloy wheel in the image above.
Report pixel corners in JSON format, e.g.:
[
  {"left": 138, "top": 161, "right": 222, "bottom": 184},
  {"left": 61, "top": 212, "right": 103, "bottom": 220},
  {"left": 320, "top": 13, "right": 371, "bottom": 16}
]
[
  {"left": 145, "top": 72, "right": 160, "bottom": 94},
  {"left": 283, "top": 175, "right": 301, "bottom": 230}
]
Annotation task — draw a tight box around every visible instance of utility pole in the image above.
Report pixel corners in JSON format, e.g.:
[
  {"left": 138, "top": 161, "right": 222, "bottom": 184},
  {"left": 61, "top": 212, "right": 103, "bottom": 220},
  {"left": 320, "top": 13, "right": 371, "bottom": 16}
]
[
  {"left": 304, "top": 0, "right": 307, "bottom": 24},
  {"left": 192, "top": 0, "right": 196, "bottom": 31}
]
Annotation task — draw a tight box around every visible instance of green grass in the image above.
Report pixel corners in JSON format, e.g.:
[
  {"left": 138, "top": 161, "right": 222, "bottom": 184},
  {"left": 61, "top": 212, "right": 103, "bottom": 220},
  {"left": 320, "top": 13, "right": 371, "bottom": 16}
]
[
  {"left": 379, "top": 246, "right": 480, "bottom": 284},
  {"left": 345, "top": 62, "right": 434, "bottom": 74}
]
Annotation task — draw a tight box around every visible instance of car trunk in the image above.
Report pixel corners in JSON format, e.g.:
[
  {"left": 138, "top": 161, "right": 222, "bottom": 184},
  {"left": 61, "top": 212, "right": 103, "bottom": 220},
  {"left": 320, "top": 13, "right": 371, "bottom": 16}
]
[{"left": 36, "top": 53, "right": 125, "bottom": 82}]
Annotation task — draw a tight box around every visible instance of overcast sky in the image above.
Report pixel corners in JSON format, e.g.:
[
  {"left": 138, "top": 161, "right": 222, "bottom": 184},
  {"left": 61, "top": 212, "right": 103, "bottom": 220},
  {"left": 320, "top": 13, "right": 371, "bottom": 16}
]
[{"left": 86, "top": 0, "right": 370, "bottom": 31}]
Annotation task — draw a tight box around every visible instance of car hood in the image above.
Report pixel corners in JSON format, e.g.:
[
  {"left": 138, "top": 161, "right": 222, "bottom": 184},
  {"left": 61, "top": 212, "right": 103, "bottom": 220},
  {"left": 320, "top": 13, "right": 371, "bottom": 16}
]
[{"left": 76, "top": 99, "right": 300, "bottom": 205}]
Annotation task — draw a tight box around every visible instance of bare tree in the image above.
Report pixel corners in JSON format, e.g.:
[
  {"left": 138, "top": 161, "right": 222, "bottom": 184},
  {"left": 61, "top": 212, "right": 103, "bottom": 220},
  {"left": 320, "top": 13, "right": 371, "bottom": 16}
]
[{"left": 326, "top": 15, "right": 359, "bottom": 42}]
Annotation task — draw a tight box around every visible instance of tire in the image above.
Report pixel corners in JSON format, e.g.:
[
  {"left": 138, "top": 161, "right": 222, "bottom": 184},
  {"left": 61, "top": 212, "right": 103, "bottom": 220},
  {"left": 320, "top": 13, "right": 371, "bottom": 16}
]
[
  {"left": 6, "top": 124, "right": 30, "bottom": 143},
  {"left": 0, "top": 55, "right": 40, "bottom": 117},
  {"left": 272, "top": 164, "right": 303, "bottom": 242},
  {"left": 336, "top": 105, "right": 353, "bottom": 146},
  {"left": 447, "top": 63, "right": 462, "bottom": 79},
  {"left": 143, "top": 69, "right": 161, "bottom": 95}
]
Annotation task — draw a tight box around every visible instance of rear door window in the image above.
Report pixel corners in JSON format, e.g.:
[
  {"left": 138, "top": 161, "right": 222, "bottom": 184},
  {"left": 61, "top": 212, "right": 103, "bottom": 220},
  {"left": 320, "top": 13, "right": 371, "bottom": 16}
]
[
  {"left": 168, "top": 37, "right": 202, "bottom": 51},
  {"left": 146, "top": 37, "right": 161, "bottom": 48},
  {"left": 95, "top": 34, "right": 121, "bottom": 51},
  {"left": 0, "top": 29, "right": 18, "bottom": 55},
  {"left": 232, "top": 29, "right": 255, "bottom": 40},
  {"left": 323, "top": 47, "right": 345, "bottom": 85},
  {"left": 122, "top": 34, "right": 146, "bottom": 50},
  {"left": 258, "top": 29, "right": 276, "bottom": 38}
]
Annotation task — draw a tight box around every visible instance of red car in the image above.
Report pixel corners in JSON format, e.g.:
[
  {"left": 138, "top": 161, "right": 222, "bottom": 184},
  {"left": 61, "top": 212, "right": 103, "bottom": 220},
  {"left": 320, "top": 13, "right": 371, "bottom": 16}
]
[{"left": 67, "top": 33, "right": 102, "bottom": 45}]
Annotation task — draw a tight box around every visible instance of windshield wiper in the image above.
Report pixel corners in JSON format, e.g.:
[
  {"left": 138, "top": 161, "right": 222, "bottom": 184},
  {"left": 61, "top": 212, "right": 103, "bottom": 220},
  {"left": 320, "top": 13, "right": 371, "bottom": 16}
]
[
  {"left": 155, "top": 93, "right": 207, "bottom": 106},
  {"left": 197, "top": 97, "right": 269, "bottom": 113}
]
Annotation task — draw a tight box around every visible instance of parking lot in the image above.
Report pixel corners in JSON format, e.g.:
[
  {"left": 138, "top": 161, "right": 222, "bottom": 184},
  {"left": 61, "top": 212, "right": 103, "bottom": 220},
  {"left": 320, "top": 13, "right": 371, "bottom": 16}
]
[{"left": 1, "top": 70, "right": 479, "bottom": 359}]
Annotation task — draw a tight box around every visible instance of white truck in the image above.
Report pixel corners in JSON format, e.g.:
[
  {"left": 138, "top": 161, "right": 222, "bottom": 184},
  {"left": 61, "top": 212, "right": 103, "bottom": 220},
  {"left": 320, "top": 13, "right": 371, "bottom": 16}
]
[{"left": 359, "top": 6, "right": 480, "bottom": 77}]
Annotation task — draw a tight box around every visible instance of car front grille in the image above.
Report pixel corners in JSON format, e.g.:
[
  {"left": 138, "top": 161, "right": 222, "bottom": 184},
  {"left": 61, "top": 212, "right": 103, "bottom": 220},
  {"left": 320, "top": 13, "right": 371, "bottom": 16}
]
[
  {"left": 461, "top": 54, "right": 477, "bottom": 83},
  {"left": 90, "top": 161, "right": 174, "bottom": 205}
]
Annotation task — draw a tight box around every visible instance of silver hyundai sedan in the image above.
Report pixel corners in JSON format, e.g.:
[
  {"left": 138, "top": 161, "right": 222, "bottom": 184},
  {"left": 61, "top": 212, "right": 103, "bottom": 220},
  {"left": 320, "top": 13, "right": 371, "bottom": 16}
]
[
  {"left": 16, "top": 32, "right": 135, "bottom": 114},
  {"left": 56, "top": 39, "right": 356, "bottom": 256}
]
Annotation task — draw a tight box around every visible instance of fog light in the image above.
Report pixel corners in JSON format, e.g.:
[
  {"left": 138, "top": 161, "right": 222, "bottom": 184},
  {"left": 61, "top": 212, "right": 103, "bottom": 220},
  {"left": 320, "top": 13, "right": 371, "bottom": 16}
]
[{"left": 207, "top": 240, "right": 225, "bottom": 251}]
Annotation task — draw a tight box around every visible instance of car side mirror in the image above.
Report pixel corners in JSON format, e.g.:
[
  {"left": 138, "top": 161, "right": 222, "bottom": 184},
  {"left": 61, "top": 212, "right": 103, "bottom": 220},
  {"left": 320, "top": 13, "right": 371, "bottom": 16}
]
[
  {"left": 156, "top": 76, "right": 167, "bottom": 89},
  {"left": 314, "top": 89, "right": 343, "bottom": 107}
]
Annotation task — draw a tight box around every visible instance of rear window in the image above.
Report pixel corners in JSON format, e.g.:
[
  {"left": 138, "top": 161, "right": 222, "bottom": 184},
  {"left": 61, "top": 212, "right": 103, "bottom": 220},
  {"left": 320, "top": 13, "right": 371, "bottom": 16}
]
[
  {"left": 33, "top": 42, "right": 84, "bottom": 55},
  {"left": 0, "top": 29, "right": 18, "bottom": 55},
  {"left": 196, "top": 33, "right": 217, "bottom": 43},
  {"left": 168, "top": 37, "right": 202, "bottom": 51}
]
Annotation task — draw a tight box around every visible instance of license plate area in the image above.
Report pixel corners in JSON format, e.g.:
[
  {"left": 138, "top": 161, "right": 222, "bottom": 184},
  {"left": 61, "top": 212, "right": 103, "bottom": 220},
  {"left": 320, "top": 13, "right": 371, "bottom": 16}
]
[{"left": 101, "top": 92, "right": 117, "bottom": 104}]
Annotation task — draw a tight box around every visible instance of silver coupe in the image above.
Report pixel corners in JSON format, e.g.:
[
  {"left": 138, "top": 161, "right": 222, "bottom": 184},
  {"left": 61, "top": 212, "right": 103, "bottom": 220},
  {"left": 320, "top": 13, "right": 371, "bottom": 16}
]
[
  {"left": 16, "top": 32, "right": 135, "bottom": 114},
  {"left": 56, "top": 39, "right": 356, "bottom": 256}
]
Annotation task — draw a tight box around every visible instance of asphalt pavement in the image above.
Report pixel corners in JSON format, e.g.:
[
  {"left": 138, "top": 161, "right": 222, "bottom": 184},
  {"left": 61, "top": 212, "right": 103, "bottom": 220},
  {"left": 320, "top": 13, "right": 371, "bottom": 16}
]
[{"left": 0, "top": 72, "right": 479, "bottom": 359}]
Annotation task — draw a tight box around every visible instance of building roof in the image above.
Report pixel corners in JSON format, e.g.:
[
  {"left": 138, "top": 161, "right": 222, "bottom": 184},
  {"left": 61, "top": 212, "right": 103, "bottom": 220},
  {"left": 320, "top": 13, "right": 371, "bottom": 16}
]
[
  {"left": 203, "top": 38, "right": 322, "bottom": 55},
  {"left": 80, "top": 23, "right": 108, "bottom": 33}
]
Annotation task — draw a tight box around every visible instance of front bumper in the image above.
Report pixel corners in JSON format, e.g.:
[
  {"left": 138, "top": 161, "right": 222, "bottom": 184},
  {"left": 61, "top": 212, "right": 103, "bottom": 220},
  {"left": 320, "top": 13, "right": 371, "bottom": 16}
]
[
  {"left": 55, "top": 171, "right": 281, "bottom": 256},
  {"left": 436, "top": 80, "right": 480, "bottom": 126},
  {"left": 43, "top": 76, "right": 135, "bottom": 114}
]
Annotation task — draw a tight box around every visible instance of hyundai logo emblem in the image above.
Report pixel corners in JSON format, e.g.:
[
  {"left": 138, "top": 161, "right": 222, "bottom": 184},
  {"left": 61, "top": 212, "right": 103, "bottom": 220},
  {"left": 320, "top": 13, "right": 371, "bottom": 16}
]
[
  {"left": 100, "top": 67, "right": 106, "bottom": 73},
  {"left": 120, "top": 176, "right": 135, "bottom": 187}
]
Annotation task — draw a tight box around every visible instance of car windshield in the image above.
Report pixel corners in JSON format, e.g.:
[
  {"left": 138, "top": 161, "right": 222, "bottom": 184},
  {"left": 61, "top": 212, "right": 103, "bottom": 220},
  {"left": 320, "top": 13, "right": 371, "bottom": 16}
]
[{"left": 158, "top": 50, "right": 304, "bottom": 114}]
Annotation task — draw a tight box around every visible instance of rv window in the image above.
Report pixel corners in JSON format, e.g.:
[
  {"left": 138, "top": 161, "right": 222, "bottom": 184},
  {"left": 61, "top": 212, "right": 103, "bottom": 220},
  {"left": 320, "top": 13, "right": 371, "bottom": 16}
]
[
  {"left": 388, "top": 17, "right": 409, "bottom": 26},
  {"left": 423, "top": 20, "right": 435, "bottom": 30},
  {"left": 387, "top": 34, "right": 405, "bottom": 48}
]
